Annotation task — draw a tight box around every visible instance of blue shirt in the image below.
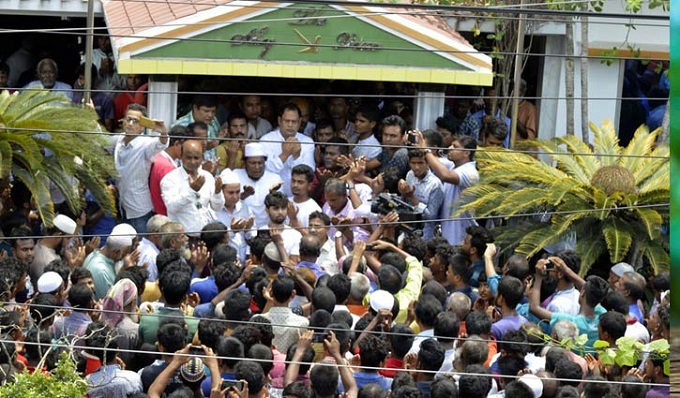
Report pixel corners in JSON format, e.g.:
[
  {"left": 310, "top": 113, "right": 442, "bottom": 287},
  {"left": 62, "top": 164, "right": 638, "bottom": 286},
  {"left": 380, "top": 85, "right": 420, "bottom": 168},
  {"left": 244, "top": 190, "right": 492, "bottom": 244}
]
[
  {"left": 339, "top": 372, "right": 392, "bottom": 392},
  {"left": 296, "top": 261, "right": 327, "bottom": 279},
  {"left": 469, "top": 260, "right": 484, "bottom": 288},
  {"left": 189, "top": 276, "right": 219, "bottom": 304},
  {"left": 202, "top": 372, "right": 235, "bottom": 397}
]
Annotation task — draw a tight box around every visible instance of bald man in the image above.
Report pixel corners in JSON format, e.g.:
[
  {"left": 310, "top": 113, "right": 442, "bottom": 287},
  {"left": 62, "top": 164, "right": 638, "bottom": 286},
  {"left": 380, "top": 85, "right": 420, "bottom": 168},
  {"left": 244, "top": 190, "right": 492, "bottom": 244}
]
[{"left": 160, "top": 140, "right": 225, "bottom": 237}]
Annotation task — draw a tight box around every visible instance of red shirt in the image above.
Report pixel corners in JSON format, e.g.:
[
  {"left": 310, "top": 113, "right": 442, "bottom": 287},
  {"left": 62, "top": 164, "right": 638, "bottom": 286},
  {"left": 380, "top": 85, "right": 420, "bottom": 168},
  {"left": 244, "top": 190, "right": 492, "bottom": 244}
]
[
  {"left": 379, "top": 357, "right": 403, "bottom": 378},
  {"left": 149, "top": 152, "right": 177, "bottom": 215}
]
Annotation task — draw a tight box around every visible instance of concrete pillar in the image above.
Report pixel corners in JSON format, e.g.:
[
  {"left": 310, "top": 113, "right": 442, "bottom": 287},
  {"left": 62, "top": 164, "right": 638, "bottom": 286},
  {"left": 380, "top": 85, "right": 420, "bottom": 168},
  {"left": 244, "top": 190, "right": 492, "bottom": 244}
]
[
  {"left": 147, "top": 76, "right": 178, "bottom": 128},
  {"left": 538, "top": 35, "right": 565, "bottom": 141},
  {"left": 413, "top": 85, "right": 445, "bottom": 131}
]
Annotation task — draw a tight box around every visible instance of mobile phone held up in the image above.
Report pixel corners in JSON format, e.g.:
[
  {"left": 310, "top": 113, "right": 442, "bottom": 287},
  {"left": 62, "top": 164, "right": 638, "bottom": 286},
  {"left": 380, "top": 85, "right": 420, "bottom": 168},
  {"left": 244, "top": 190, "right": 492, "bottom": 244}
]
[
  {"left": 139, "top": 116, "right": 156, "bottom": 129},
  {"left": 221, "top": 380, "right": 244, "bottom": 391}
]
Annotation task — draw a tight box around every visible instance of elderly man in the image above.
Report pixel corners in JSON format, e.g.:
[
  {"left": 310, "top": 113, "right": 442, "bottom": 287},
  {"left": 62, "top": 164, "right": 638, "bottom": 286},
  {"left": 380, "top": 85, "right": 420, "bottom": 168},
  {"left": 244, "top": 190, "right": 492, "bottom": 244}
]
[
  {"left": 23, "top": 58, "right": 73, "bottom": 100},
  {"left": 137, "top": 214, "right": 170, "bottom": 282},
  {"left": 233, "top": 143, "right": 284, "bottom": 228},
  {"left": 322, "top": 178, "right": 369, "bottom": 248},
  {"left": 115, "top": 103, "right": 169, "bottom": 234},
  {"left": 214, "top": 168, "right": 256, "bottom": 265},
  {"left": 83, "top": 223, "right": 137, "bottom": 300},
  {"left": 260, "top": 103, "right": 316, "bottom": 197},
  {"left": 30, "top": 214, "right": 78, "bottom": 287},
  {"left": 160, "top": 140, "right": 225, "bottom": 238}
]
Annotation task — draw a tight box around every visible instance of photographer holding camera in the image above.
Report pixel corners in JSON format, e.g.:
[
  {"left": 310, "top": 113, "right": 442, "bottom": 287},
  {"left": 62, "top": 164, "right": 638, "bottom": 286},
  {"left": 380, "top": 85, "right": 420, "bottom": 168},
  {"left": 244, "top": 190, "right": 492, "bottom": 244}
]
[{"left": 397, "top": 146, "right": 444, "bottom": 240}]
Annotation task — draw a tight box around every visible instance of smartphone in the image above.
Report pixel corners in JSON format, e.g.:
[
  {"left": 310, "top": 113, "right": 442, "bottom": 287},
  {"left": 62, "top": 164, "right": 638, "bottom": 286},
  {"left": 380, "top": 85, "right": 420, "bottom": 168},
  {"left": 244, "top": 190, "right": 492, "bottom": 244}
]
[
  {"left": 221, "top": 380, "right": 243, "bottom": 390},
  {"left": 189, "top": 345, "right": 204, "bottom": 355},
  {"left": 545, "top": 260, "right": 555, "bottom": 271},
  {"left": 312, "top": 333, "right": 327, "bottom": 343},
  {"left": 408, "top": 133, "right": 418, "bottom": 144},
  {"left": 139, "top": 116, "right": 156, "bottom": 129}
]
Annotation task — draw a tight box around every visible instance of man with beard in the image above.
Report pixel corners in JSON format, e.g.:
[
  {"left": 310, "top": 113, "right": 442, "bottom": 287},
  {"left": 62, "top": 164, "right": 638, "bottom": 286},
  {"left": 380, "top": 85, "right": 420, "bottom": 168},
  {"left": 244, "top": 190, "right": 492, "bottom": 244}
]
[
  {"left": 234, "top": 143, "right": 284, "bottom": 228},
  {"left": 23, "top": 58, "right": 73, "bottom": 100},
  {"left": 84, "top": 223, "right": 137, "bottom": 300},
  {"left": 328, "top": 97, "right": 357, "bottom": 143},
  {"left": 312, "top": 119, "right": 336, "bottom": 166},
  {"left": 260, "top": 103, "right": 316, "bottom": 197},
  {"left": 288, "top": 165, "right": 321, "bottom": 229},
  {"left": 160, "top": 140, "right": 225, "bottom": 238},
  {"left": 30, "top": 214, "right": 78, "bottom": 289},
  {"left": 214, "top": 168, "right": 255, "bottom": 265},
  {"left": 322, "top": 178, "right": 369, "bottom": 247},
  {"left": 240, "top": 95, "right": 272, "bottom": 140},
  {"left": 264, "top": 191, "right": 302, "bottom": 263},
  {"left": 215, "top": 112, "right": 248, "bottom": 172}
]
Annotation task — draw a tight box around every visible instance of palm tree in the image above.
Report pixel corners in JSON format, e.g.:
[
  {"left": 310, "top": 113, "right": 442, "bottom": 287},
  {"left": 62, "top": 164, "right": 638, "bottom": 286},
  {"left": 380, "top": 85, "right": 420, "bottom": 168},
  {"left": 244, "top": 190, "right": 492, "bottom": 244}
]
[
  {"left": 0, "top": 90, "right": 116, "bottom": 225},
  {"left": 458, "top": 120, "right": 669, "bottom": 275}
]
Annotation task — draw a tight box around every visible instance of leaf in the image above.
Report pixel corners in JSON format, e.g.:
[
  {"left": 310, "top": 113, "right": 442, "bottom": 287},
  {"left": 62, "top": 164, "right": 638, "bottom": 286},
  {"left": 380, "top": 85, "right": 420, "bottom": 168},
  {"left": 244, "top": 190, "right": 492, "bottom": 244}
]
[
  {"left": 618, "top": 124, "right": 658, "bottom": 173},
  {"left": 575, "top": 228, "right": 606, "bottom": 276},
  {"left": 553, "top": 134, "right": 601, "bottom": 178},
  {"left": 633, "top": 208, "right": 663, "bottom": 239},
  {"left": 593, "top": 340, "right": 610, "bottom": 349},
  {"left": 591, "top": 120, "right": 620, "bottom": 166},
  {"left": 0, "top": 140, "right": 11, "bottom": 179},
  {"left": 642, "top": 242, "right": 670, "bottom": 274},
  {"left": 602, "top": 218, "right": 633, "bottom": 263}
]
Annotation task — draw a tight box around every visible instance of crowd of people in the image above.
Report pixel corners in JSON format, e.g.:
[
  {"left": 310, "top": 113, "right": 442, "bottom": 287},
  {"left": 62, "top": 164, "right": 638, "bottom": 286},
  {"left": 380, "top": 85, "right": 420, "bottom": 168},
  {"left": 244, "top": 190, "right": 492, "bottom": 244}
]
[{"left": 0, "top": 42, "right": 671, "bottom": 398}]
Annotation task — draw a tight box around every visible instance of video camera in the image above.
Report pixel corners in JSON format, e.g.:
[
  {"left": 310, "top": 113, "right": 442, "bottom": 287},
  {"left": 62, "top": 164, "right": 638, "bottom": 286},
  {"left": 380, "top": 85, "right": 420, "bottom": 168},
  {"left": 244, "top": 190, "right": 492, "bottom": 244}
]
[{"left": 370, "top": 193, "right": 423, "bottom": 234}]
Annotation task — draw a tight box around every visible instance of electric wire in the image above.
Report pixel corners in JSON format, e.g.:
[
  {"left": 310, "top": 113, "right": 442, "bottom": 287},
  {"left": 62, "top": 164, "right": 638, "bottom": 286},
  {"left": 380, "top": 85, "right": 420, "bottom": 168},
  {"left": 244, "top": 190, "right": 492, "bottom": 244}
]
[
  {"left": 100, "top": 0, "right": 671, "bottom": 21},
  {"left": 4, "top": 339, "right": 670, "bottom": 386},
  {"left": 2, "top": 203, "right": 669, "bottom": 241},
  {"left": 2, "top": 125, "right": 671, "bottom": 159},
  {"left": 6, "top": 301, "right": 669, "bottom": 356}
]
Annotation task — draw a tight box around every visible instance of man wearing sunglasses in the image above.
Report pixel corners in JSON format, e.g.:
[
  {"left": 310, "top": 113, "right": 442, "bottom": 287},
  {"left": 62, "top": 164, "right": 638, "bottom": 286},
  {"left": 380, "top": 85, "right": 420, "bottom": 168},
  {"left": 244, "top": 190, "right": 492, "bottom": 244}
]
[{"left": 114, "top": 103, "right": 168, "bottom": 234}]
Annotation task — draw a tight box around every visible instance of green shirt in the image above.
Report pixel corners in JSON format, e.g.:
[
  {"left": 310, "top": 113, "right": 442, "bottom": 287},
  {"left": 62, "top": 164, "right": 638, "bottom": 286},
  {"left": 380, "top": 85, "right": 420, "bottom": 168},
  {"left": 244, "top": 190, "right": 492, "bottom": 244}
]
[
  {"left": 138, "top": 306, "right": 200, "bottom": 345},
  {"left": 83, "top": 250, "right": 116, "bottom": 300}
]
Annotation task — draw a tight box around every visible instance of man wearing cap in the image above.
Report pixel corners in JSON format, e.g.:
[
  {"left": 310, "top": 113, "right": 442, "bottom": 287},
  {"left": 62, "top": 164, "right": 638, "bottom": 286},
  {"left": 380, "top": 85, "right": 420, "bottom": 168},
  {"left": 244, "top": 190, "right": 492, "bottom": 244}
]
[
  {"left": 149, "top": 125, "right": 194, "bottom": 216},
  {"left": 260, "top": 103, "right": 316, "bottom": 197},
  {"left": 233, "top": 142, "right": 284, "bottom": 228},
  {"left": 115, "top": 103, "right": 169, "bottom": 234},
  {"left": 609, "top": 262, "right": 634, "bottom": 288},
  {"left": 161, "top": 140, "right": 225, "bottom": 238},
  {"left": 83, "top": 223, "right": 136, "bottom": 300},
  {"left": 36, "top": 271, "right": 66, "bottom": 304},
  {"left": 30, "top": 214, "right": 77, "bottom": 288},
  {"left": 214, "top": 168, "right": 256, "bottom": 265}
]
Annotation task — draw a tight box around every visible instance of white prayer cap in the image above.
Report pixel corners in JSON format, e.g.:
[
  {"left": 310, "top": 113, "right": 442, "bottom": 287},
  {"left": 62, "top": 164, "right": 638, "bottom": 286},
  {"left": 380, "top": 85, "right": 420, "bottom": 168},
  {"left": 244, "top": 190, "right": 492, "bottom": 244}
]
[
  {"left": 219, "top": 168, "right": 241, "bottom": 185},
  {"left": 53, "top": 214, "right": 77, "bottom": 235},
  {"left": 370, "top": 290, "right": 395, "bottom": 312},
  {"left": 611, "top": 262, "right": 634, "bottom": 277},
  {"left": 243, "top": 143, "right": 266, "bottom": 158},
  {"left": 107, "top": 223, "right": 136, "bottom": 249},
  {"left": 518, "top": 374, "right": 543, "bottom": 398},
  {"left": 37, "top": 271, "right": 63, "bottom": 293}
]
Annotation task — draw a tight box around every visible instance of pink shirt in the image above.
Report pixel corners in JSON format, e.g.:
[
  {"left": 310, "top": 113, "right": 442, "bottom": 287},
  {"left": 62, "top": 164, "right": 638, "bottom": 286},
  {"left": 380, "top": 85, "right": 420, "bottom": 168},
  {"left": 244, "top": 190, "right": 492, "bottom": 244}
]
[{"left": 149, "top": 151, "right": 177, "bottom": 216}]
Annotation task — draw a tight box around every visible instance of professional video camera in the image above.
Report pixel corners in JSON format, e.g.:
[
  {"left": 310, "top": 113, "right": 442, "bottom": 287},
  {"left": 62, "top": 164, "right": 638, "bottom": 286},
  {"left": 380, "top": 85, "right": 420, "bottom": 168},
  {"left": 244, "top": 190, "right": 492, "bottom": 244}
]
[{"left": 370, "top": 193, "right": 423, "bottom": 233}]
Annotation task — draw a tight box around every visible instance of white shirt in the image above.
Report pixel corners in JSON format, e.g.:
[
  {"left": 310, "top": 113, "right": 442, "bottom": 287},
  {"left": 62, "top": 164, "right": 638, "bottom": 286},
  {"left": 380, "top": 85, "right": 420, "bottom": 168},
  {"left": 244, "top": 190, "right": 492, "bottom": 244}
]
[
  {"left": 233, "top": 169, "right": 283, "bottom": 228},
  {"left": 547, "top": 287, "right": 580, "bottom": 316},
  {"left": 247, "top": 117, "right": 273, "bottom": 140},
  {"left": 262, "top": 225, "right": 302, "bottom": 256},
  {"left": 260, "top": 129, "right": 316, "bottom": 197},
  {"left": 436, "top": 347, "right": 457, "bottom": 378},
  {"left": 160, "top": 166, "right": 225, "bottom": 237},
  {"left": 352, "top": 135, "right": 382, "bottom": 160},
  {"left": 317, "top": 238, "right": 343, "bottom": 275},
  {"left": 137, "top": 238, "right": 160, "bottom": 282},
  {"left": 214, "top": 201, "right": 256, "bottom": 265},
  {"left": 288, "top": 197, "right": 322, "bottom": 228},
  {"left": 115, "top": 134, "right": 168, "bottom": 219},
  {"left": 408, "top": 328, "right": 435, "bottom": 355},
  {"left": 440, "top": 161, "right": 479, "bottom": 246},
  {"left": 625, "top": 321, "right": 651, "bottom": 344}
]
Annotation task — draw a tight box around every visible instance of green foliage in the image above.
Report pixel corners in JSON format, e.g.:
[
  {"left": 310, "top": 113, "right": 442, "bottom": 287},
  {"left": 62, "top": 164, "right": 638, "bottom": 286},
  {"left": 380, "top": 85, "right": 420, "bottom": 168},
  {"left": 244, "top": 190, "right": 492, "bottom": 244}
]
[
  {"left": 458, "top": 121, "right": 669, "bottom": 275},
  {"left": 0, "top": 352, "right": 89, "bottom": 398},
  {"left": 0, "top": 90, "right": 116, "bottom": 225},
  {"left": 594, "top": 337, "right": 668, "bottom": 372}
]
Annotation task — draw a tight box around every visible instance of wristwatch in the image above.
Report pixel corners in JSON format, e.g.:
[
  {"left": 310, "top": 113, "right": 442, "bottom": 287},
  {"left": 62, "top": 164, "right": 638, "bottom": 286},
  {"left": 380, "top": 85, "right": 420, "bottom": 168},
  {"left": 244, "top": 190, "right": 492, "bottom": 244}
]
[
  {"left": 346, "top": 183, "right": 355, "bottom": 190},
  {"left": 423, "top": 148, "right": 432, "bottom": 155},
  {"left": 334, "top": 231, "right": 343, "bottom": 239}
]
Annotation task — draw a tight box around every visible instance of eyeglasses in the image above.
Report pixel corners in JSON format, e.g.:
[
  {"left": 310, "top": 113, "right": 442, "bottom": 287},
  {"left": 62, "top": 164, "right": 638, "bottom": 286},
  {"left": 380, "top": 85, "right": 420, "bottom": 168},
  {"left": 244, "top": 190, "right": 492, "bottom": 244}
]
[{"left": 125, "top": 117, "right": 140, "bottom": 125}]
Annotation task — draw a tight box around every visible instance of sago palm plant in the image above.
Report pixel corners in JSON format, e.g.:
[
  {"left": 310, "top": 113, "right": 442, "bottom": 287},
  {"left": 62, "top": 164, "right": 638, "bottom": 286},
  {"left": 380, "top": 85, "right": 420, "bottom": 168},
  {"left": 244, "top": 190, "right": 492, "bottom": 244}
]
[
  {"left": 458, "top": 120, "right": 669, "bottom": 275},
  {"left": 0, "top": 90, "right": 116, "bottom": 225}
]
